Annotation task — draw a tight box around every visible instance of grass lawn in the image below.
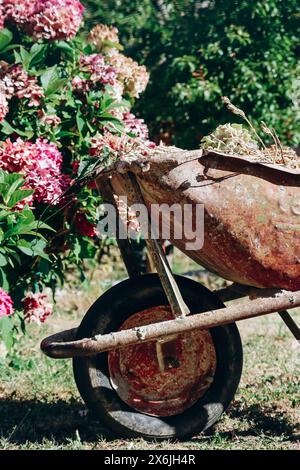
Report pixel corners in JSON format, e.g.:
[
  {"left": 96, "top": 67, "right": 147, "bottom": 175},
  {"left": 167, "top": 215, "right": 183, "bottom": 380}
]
[{"left": 0, "top": 251, "right": 299, "bottom": 450}]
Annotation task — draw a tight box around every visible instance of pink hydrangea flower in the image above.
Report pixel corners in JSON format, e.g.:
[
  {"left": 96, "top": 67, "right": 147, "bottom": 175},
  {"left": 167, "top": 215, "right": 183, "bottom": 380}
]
[
  {"left": 9, "top": 65, "right": 44, "bottom": 107},
  {"left": 108, "top": 80, "right": 124, "bottom": 103},
  {"left": 123, "top": 112, "right": 149, "bottom": 140},
  {"left": 0, "top": 88, "right": 9, "bottom": 122},
  {"left": 90, "top": 128, "right": 156, "bottom": 160},
  {"left": 72, "top": 75, "right": 84, "bottom": 89},
  {"left": 80, "top": 54, "right": 117, "bottom": 85},
  {"left": 88, "top": 24, "right": 119, "bottom": 52},
  {"left": 22, "top": 292, "right": 52, "bottom": 324},
  {"left": 4, "top": 0, "right": 84, "bottom": 40},
  {"left": 0, "top": 138, "right": 71, "bottom": 205},
  {"left": 0, "top": 77, "right": 14, "bottom": 101},
  {"left": 0, "top": 288, "right": 14, "bottom": 318},
  {"left": 29, "top": 0, "right": 84, "bottom": 40},
  {"left": 123, "top": 112, "right": 156, "bottom": 151},
  {"left": 89, "top": 131, "right": 131, "bottom": 158},
  {"left": 72, "top": 75, "right": 90, "bottom": 93},
  {"left": 0, "top": 64, "right": 44, "bottom": 108},
  {"left": 0, "top": 3, "right": 5, "bottom": 29},
  {"left": 107, "top": 51, "right": 149, "bottom": 98},
  {"left": 3, "top": 0, "right": 36, "bottom": 25},
  {"left": 74, "top": 54, "right": 117, "bottom": 94},
  {"left": 113, "top": 195, "right": 141, "bottom": 233}
]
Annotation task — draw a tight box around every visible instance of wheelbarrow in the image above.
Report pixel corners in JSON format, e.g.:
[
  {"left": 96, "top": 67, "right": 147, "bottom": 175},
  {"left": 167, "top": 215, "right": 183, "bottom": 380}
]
[{"left": 41, "top": 148, "right": 300, "bottom": 439}]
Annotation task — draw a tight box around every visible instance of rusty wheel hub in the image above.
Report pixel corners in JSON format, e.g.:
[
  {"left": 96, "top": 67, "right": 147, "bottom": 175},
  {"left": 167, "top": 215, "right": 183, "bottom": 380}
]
[{"left": 108, "top": 306, "right": 217, "bottom": 417}]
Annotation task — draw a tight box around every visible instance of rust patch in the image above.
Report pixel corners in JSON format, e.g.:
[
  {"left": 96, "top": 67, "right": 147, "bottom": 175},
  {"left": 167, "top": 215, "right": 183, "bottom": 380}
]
[{"left": 108, "top": 306, "right": 216, "bottom": 417}]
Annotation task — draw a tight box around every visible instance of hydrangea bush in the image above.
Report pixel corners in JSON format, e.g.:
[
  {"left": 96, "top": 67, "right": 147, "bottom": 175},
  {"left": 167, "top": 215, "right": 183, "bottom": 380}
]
[{"left": 0, "top": 0, "right": 152, "bottom": 348}]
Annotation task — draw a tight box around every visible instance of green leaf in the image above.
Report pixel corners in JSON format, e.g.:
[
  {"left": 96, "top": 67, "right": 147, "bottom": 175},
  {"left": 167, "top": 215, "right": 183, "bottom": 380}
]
[
  {"left": 0, "top": 173, "right": 33, "bottom": 206},
  {"left": 17, "top": 240, "right": 35, "bottom": 257},
  {"left": 76, "top": 110, "right": 85, "bottom": 135},
  {"left": 19, "top": 46, "right": 32, "bottom": 71},
  {"left": 4, "top": 220, "right": 54, "bottom": 239},
  {"left": 0, "top": 172, "right": 23, "bottom": 188},
  {"left": 7, "top": 189, "right": 34, "bottom": 209},
  {"left": 41, "top": 66, "right": 58, "bottom": 91},
  {"left": 102, "top": 120, "right": 125, "bottom": 133},
  {"left": 37, "top": 259, "right": 50, "bottom": 276},
  {"left": 0, "top": 210, "right": 9, "bottom": 222},
  {"left": 13, "top": 49, "right": 22, "bottom": 65},
  {"left": 57, "top": 130, "right": 76, "bottom": 138},
  {"left": 9, "top": 251, "right": 21, "bottom": 266},
  {"left": 6, "top": 254, "right": 15, "bottom": 268},
  {"left": 0, "top": 267, "right": 9, "bottom": 291},
  {"left": 30, "top": 221, "right": 55, "bottom": 231},
  {"left": 56, "top": 40, "right": 76, "bottom": 59},
  {"left": 40, "top": 66, "right": 67, "bottom": 95},
  {"left": 46, "top": 78, "right": 68, "bottom": 96},
  {"left": 15, "top": 231, "right": 46, "bottom": 239},
  {"left": 20, "top": 209, "right": 35, "bottom": 224},
  {"left": 0, "top": 183, "right": 9, "bottom": 201},
  {"left": 0, "top": 253, "right": 7, "bottom": 267},
  {"left": 17, "top": 239, "right": 49, "bottom": 260},
  {"left": 99, "top": 114, "right": 125, "bottom": 130},
  {"left": 1, "top": 173, "right": 22, "bottom": 185},
  {"left": 31, "top": 240, "right": 50, "bottom": 260},
  {"left": 29, "top": 43, "right": 48, "bottom": 68},
  {"left": 0, "top": 315, "right": 14, "bottom": 350},
  {"left": 0, "top": 120, "right": 34, "bottom": 138},
  {"left": 103, "top": 40, "right": 123, "bottom": 51},
  {"left": 0, "top": 29, "right": 13, "bottom": 52},
  {"left": 79, "top": 238, "right": 97, "bottom": 259}
]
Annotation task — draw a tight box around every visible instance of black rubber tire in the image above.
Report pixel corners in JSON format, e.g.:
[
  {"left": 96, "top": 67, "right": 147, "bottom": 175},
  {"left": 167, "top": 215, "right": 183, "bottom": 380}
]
[{"left": 73, "top": 274, "right": 243, "bottom": 440}]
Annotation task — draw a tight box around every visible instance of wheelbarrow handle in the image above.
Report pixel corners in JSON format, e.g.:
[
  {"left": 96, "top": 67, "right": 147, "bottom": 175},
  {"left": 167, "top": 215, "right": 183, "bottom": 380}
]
[{"left": 41, "top": 288, "right": 300, "bottom": 359}]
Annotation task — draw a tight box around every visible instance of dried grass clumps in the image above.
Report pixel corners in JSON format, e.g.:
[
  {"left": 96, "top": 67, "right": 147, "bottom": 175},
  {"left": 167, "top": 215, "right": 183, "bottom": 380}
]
[
  {"left": 201, "top": 123, "right": 260, "bottom": 157},
  {"left": 201, "top": 97, "right": 299, "bottom": 170}
]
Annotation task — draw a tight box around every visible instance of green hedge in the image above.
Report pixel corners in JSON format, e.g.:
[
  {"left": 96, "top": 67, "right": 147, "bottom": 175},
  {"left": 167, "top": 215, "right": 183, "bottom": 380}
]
[{"left": 85, "top": 0, "right": 300, "bottom": 148}]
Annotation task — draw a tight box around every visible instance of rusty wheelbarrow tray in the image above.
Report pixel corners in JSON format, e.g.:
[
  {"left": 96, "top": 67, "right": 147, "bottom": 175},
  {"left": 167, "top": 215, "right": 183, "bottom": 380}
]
[
  {"left": 113, "top": 148, "right": 300, "bottom": 290},
  {"left": 41, "top": 149, "right": 300, "bottom": 439}
]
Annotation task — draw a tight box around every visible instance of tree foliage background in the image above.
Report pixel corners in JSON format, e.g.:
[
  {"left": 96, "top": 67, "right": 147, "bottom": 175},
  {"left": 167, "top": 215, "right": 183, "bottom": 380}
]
[{"left": 85, "top": 0, "right": 300, "bottom": 149}]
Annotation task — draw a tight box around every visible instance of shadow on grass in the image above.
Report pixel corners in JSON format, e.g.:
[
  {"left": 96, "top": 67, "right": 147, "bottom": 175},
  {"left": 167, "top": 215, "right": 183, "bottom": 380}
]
[
  {"left": 202, "top": 402, "right": 299, "bottom": 443},
  {"left": 0, "top": 398, "right": 298, "bottom": 446},
  {"left": 0, "top": 398, "right": 115, "bottom": 445}
]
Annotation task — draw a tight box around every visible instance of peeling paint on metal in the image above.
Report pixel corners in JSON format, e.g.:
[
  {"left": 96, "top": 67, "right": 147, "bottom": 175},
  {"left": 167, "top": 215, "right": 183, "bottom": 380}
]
[{"left": 108, "top": 306, "right": 216, "bottom": 417}]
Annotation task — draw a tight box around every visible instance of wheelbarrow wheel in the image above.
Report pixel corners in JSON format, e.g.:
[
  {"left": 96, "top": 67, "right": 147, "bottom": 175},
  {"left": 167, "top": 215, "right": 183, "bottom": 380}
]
[{"left": 73, "top": 274, "right": 243, "bottom": 440}]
